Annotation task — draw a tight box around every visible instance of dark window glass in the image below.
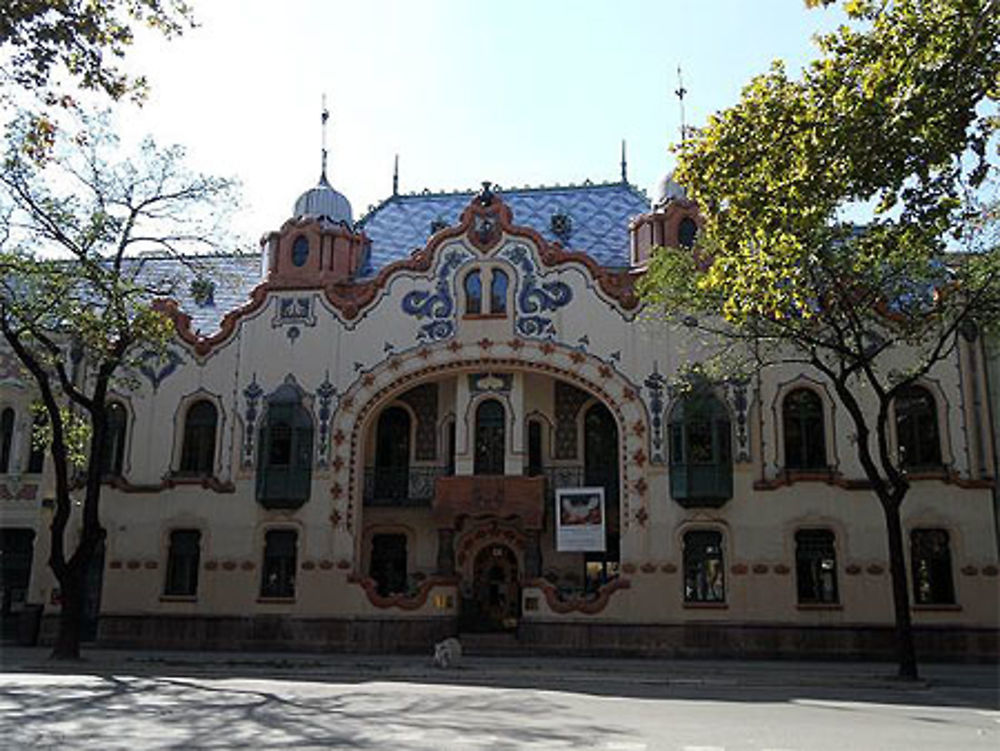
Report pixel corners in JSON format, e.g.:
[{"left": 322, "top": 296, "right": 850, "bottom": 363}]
[
  {"left": 370, "top": 533, "right": 408, "bottom": 597},
  {"left": 0, "top": 408, "right": 13, "bottom": 473},
  {"left": 27, "top": 411, "right": 46, "bottom": 473},
  {"left": 527, "top": 421, "right": 543, "bottom": 477},
  {"left": 784, "top": 388, "right": 826, "bottom": 470},
  {"left": 895, "top": 386, "right": 941, "bottom": 468},
  {"left": 911, "top": 528, "right": 955, "bottom": 605},
  {"left": 374, "top": 407, "right": 410, "bottom": 500},
  {"left": 102, "top": 402, "right": 128, "bottom": 476},
  {"left": 678, "top": 217, "right": 698, "bottom": 248},
  {"left": 291, "top": 235, "right": 309, "bottom": 267},
  {"left": 474, "top": 399, "right": 505, "bottom": 475},
  {"left": 684, "top": 530, "right": 725, "bottom": 603},
  {"left": 584, "top": 403, "right": 619, "bottom": 572},
  {"left": 446, "top": 421, "right": 456, "bottom": 476},
  {"left": 795, "top": 529, "right": 838, "bottom": 604},
  {"left": 0, "top": 528, "right": 34, "bottom": 619},
  {"left": 260, "top": 530, "right": 297, "bottom": 598},
  {"left": 464, "top": 270, "right": 482, "bottom": 315},
  {"left": 179, "top": 400, "right": 218, "bottom": 475},
  {"left": 164, "top": 530, "right": 201, "bottom": 597},
  {"left": 490, "top": 269, "right": 508, "bottom": 314},
  {"left": 256, "top": 388, "right": 313, "bottom": 509},
  {"left": 669, "top": 392, "right": 732, "bottom": 503}
]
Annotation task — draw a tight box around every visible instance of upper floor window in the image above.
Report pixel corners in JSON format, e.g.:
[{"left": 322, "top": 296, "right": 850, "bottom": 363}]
[
  {"left": 164, "top": 529, "right": 201, "bottom": 597},
  {"left": 490, "top": 269, "right": 508, "bottom": 314},
  {"left": 895, "top": 385, "right": 941, "bottom": 469},
  {"left": 795, "top": 529, "right": 838, "bottom": 604},
  {"left": 669, "top": 391, "right": 732, "bottom": 506},
  {"left": 256, "top": 386, "right": 313, "bottom": 509},
  {"left": 474, "top": 399, "right": 505, "bottom": 475},
  {"left": 291, "top": 235, "right": 309, "bottom": 267},
  {"left": 0, "top": 408, "right": 13, "bottom": 473},
  {"left": 464, "top": 270, "right": 483, "bottom": 315},
  {"left": 678, "top": 217, "right": 698, "bottom": 248},
  {"left": 526, "top": 420, "right": 543, "bottom": 477},
  {"left": 102, "top": 402, "right": 128, "bottom": 476},
  {"left": 683, "top": 529, "right": 725, "bottom": 603},
  {"left": 179, "top": 400, "right": 218, "bottom": 476},
  {"left": 373, "top": 406, "right": 410, "bottom": 501},
  {"left": 910, "top": 528, "right": 955, "bottom": 605},
  {"left": 260, "top": 529, "right": 297, "bottom": 599},
  {"left": 783, "top": 388, "right": 826, "bottom": 470}
]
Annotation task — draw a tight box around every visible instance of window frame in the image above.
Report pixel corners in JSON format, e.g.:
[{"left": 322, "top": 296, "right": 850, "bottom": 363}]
[
  {"left": 894, "top": 384, "right": 943, "bottom": 470},
  {"left": 178, "top": 399, "right": 219, "bottom": 476},
  {"left": 794, "top": 528, "right": 839, "bottom": 605},
  {"left": 260, "top": 529, "right": 298, "bottom": 599},
  {"left": 473, "top": 398, "right": 506, "bottom": 475},
  {"left": 782, "top": 388, "right": 827, "bottom": 471},
  {"left": 0, "top": 407, "right": 14, "bottom": 474},
  {"left": 910, "top": 527, "right": 956, "bottom": 606},
  {"left": 164, "top": 529, "right": 201, "bottom": 598},
  {"left": 683, "top": 529, "right": 726, "bottom": 604}
]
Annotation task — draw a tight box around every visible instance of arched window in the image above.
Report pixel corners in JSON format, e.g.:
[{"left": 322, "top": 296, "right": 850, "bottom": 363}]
[
  {"left": 102, "top": 402, "right": 128, "bottom": 476},
  {"left": 490, "top": 269, "right": 508, "bottom": 314},
  {"left": 0, "top": 408, "right": 13, "bottom": 473},
  {"left": 795, "top": 529, "right": 838, "bottom": 604},
  {"left": 895, "top": 385, "right": 941, "bottom": 468},
  {"left": 526, "top": 420, "right": 543, "bottom": 477},
  {"left": 584, "top": 403, "right": 620, "bottom": 589},
  {"left": 291, "top": 235, "right": 309, "bottom": 267},
  {"left": 911, "top": 528, "right": 955, "bottom": 605},
  {"left": 783, "top": 388, "right": 826, "bottom": 470},
  {"left": 683, "top": 530, "right": 725, "bottom": 603},
  {"left": 464, "top": 270, "right": 482, "bottom": 315},
  {"left": 256, "top": 386, "right": 313, "bottom": 509},
  {"left": 179, "top": 400, "right": 218, "bottom": 475},
  {"left": 373, "top": 407, "right": 410, "bottom": 501},
  {"left": 678, "top": 217, "right": 698, "bottom": 248},
  {"left": 669, "top": 391, "right": 732, "bottom": 506},
  {"left": 474, "top": 399, "right": 505, "bottom": 475}
]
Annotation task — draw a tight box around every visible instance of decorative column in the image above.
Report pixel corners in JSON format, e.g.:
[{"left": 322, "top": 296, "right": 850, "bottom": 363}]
[{"left": 436, "top": 528, "right": 455, "bottom": 576}]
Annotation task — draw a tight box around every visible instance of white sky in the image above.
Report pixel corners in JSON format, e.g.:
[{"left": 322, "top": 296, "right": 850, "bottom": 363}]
[{"left": 109, "top": 0, "right": 848, "bottom": 249}]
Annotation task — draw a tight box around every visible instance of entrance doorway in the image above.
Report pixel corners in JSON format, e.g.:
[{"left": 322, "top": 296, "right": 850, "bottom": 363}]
[{"left": 462, "top": 544, "right": 520, "bottom": 632}]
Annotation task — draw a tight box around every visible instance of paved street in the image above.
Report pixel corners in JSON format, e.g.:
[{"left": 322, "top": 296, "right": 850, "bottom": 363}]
[{"left": 0, "top": 647, "right": 997, "bottom": 750}]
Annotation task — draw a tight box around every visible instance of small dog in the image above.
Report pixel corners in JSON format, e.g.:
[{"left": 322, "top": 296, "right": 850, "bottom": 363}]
[{"left": 433, "top": 637, "right": 462, "bottom": 669}]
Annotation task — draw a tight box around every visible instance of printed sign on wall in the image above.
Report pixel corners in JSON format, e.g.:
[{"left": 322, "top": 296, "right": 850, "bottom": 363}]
[{"left": 555, "top": 487, "right": 606, "bottom": 552}]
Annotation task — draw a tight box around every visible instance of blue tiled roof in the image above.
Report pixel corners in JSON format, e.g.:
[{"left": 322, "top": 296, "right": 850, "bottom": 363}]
[{"left": 357, "top": 181, "right": 650, "bottom": 275}]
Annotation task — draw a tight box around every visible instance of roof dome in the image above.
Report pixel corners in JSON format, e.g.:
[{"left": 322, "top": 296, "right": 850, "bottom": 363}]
[
  {"left": 654, "top": 170, "right": 687, "bottom": 207},
  {"left": 293, "top": 174, "right": 353, "bottom": 225}
]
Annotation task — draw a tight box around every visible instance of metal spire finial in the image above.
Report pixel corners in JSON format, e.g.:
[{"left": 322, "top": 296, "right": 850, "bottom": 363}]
[
  {"left": 392, "top": 154, "right": 399, "bottom": 196},
  {"left": 320, "top": 94, "right": 330, "bottom": 184},
  {"left": 620, "top": 139, "right": 628, "bottom": 183},
  {"left": 675, "top": 65, "right": 688, "bottom": 145}
]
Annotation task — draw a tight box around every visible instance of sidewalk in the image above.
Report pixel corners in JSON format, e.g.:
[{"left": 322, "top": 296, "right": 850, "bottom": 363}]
[{"left": 3, "top": 645, "right": 996, "bottom": 692}]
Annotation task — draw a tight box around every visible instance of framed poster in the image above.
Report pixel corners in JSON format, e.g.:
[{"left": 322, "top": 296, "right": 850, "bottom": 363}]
[{"left": 555, "top": 487, "right": 606, "bottom": 552}]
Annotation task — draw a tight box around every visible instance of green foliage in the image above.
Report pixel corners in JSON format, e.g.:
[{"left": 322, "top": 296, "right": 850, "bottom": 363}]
[{"left": 0, "top": 0, "right": 194, "bottom": 105}]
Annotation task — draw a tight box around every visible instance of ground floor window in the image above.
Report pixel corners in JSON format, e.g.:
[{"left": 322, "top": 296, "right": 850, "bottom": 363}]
[
  {"left": 683, "top": 530, "right": 725, "bottom": 603},
  {"left": 584, "top": 535, "right": 620, "bottom": 592},
  {"left": 795, "top": 529, "right": 838, "bottom": 604},
  {"left": 370, "top": 533, "right": 408, "bottom": 597},
  {"left": 911, "top": 528, "right": 955, "bottom": 605},
  {"left": 164, "top": 529, "right": 201, "bottom": 597},
  {"left": 0, "top": 529, "right": 34, "bottom": 638},
  {"left": 260, "top": 529, "right": 297, "bottom": 598}
]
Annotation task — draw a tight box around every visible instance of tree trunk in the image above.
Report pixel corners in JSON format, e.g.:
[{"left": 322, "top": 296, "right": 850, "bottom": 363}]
[
  {"left": 50, "top": 566, "right": 84, "bottom": 660},
  {"left": 881, "top": 498, "right": 918, "bottom": 680}
]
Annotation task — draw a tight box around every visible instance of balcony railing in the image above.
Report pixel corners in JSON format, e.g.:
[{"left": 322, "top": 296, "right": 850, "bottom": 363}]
[
  {"left": 363, "top": 466, "right": 446, "bottom": 507},
  {"left": 670, "top": 462, "right": 733, "bottom": 508}
]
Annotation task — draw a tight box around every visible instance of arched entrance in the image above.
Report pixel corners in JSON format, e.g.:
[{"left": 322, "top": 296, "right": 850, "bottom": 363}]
[{"left": 463, "top": 543, "right": 520, "bottom": 632}]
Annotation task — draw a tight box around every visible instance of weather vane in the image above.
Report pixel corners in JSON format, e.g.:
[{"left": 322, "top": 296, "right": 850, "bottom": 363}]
[
  {"left": 321, "top": 94, "right": 330, "bottom": 183},
  {"left": 675, "top": 65, "right": 688, "bottom": 144}
]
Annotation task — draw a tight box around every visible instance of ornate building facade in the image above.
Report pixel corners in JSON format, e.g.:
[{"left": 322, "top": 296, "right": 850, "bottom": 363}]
[{"left": 1, "top": 164, "right": 998, "bottom": 657}]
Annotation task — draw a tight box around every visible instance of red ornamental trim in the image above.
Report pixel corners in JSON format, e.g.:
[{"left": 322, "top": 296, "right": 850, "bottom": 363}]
[
  {"left": 205, "top": 560, "right": 219, "bottom": 571},
  {"left": 109, "top": 560, "right": 123, "bottom": 570},
  {"left": 144, "top": 561, "right": 158, "bottom": 570},
  {"left": 661, "top": 563, "right": 678, "bottom": 574},
  {"left": 319, "top": 560, "right": 334, "bottom": 570},
  {"left": 631, "top": 448, "right": 647, "bottom": 467},
  {"left": 362, "top": 374, "right": 375, "bottom": 387},
  {"left": 126, "top": 560, "right": 141, "bottom": 570},
  {"left": 336, "top": 559, "right": 351, "bottom": 569},
  {"left": 752, "top": 563, "right": 769, "bottom": 574},
  {"left": 349, "top": 574, "right": 459, "bottom": 610},
  {"left": 447, "top": 340, "right": 463, "bottom": 352},
  {"left": 960, "top": 565, "right": 979, "bottom": 576},
  {"left": 477, "top": 338, "right": 494, "bottom": 350},
  {"left": 773, "top": 563, "right": 791, "bottom": 575},
  {"left": 329, "top": 509, "right": 342, "bottom": 527},
  {"left": 866, "top": 563, "right": 885, "bottom": 575},
  {"left": 640, "top": 562, "right": 657, "bottom": 573},
  {"left": 418, "top": 347, "right": 432, "bottom": 359},
  {"left": 598, "top": 365, "right": 613, "bottom": 379},
  {"left": 634, "top": 506, "right": 648, "bottom": 526},
  {"left": 301, "top": 560, "right": 316, "bottom": 571},
  {"left": 332, "top": 455, "right": 344, "bottom": 472},
  {"left": 845, "top": 564, "right": 862, "bottom": 575},
  {"left": 569, "top": 351, "right": 585, "bottom": 364},
  {"left": 241, "top": 561, "right": 255, "bottom": 571},
  {"left": 633, "top": 477, "right": 648, "bottom": 495},
  {"left": 622, "top": 563, "right": 637, "bottom": 574},
  {"left": 102, "top": 474, "right": 235, "bottom": 495},
  {"left": 527, "top": 577, "right": 631, "bottom": 615},
  {"left": 982, "top": 565, "right": 999, "bottom": 577},
  {"left": 330, "top": 483, "right": 343, "bottom": 500},
  {"left": 508, "top": 339, "right": 524, "bottom": 350},
  {"left": 222, "top": 560, "right": 237, "bottom": 571},
  {"left": 731, "top": 563, "right": 749, "bottom": 575}
]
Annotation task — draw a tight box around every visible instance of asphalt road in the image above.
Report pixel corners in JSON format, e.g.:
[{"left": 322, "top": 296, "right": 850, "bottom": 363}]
[{"left": 0, "top": 649, "right": 996, "bottom": 750}]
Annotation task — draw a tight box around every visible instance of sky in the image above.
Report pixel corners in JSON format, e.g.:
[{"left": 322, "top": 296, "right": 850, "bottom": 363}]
[{"left": 111, "top": 0, "right": 849, "bottom": 247}]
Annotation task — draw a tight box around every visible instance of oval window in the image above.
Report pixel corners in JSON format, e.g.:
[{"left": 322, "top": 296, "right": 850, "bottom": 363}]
[{"left": 291, "top": 236, "right": 310, "bottom": 267}]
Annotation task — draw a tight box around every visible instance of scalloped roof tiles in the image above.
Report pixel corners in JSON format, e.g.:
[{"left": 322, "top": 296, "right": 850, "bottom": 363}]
[{"left": 357, "top": 182, "right": 650, "bottom": 275}]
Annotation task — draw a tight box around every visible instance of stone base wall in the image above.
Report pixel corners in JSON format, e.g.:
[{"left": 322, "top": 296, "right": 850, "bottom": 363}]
[{"left": 518, "top": 621, "right": 1000, "bottom": 663}]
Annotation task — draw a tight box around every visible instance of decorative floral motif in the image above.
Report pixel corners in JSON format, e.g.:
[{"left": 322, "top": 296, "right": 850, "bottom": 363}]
[
  {"left": 242, "top": 377, "right": 263, "bottom": 467},
  {"left": 635, "top": 506, "right": 649, "bottom": 526},
  {"left": 330, "top": 483, "right": 343, "bottom": 500},
  {"left": 316, "top": 373, "right": 338, "bottom": 466},
  {"left": 401, "top": 248, "right": 471, "bottom": 341},
  {"left": 644, "top": 364, "right": 666, "bottom": 464},
  {"left": 138, "top": 348, "right": 184, "bottom": 391},
  {"left": 727, "top": 380, "right": 751, "bottom": 462},
  {"left": 631, "top": 448, "right": 647, "bottom": 467},
  {"left": 501, "top": 244, "right": 573, "bottom": 338}
]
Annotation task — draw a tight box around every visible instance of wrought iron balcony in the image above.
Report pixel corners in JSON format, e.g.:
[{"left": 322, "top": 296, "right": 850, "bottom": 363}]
[
  {"left": 670, "top": 462, "right": 733, "bottom": 508},
  {"left": 363, "top": 466, "right": 445, "bottom": 507}
]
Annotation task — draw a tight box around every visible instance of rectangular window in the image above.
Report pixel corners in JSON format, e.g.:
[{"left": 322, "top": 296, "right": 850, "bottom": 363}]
[
  {"left": 370, "top": 533, "right": 408, "bottom": 597},
  {"left": 683, "top": 530, "right": 725, "bottom": 603},
  {"left": 164, "top": 530, "right": 201, "bottom": 597},
  {"left": 261, "top": 529, "right": 297, "bottom": 598},
  {"left": 795, "top": 529, "right": 838, "bottom": 604},
  {"left": 911, "top": 528, "right": 955, "bottom": 605}
]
